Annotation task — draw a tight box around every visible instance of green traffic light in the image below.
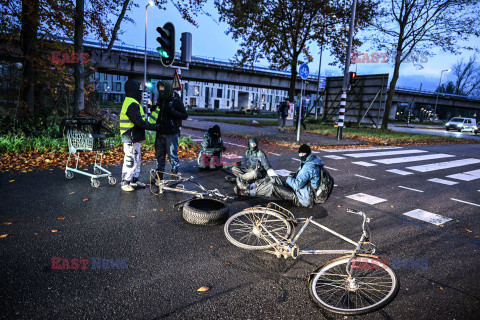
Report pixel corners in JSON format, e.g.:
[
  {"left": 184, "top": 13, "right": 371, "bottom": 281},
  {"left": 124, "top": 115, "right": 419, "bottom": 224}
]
[{"left": 157, "top": 48, "right": 169, "bottom": 58}]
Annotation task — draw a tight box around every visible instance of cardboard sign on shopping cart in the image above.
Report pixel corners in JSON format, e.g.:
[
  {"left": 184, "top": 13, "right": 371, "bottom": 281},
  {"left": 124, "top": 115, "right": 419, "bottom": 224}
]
[{"left": 172, "top": 69, "right": 183, "bottom": 91}]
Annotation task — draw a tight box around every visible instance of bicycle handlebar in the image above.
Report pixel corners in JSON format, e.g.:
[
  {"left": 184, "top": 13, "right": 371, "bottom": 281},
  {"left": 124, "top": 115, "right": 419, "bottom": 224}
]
[{"left": 347, "top": 208, "right": 365, "bottom": 217}]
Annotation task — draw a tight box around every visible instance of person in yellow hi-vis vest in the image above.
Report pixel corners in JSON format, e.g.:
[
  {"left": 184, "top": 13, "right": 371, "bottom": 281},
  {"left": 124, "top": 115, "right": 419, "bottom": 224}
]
[{"left": 119, "top": 79, "right": 160, "bottom": 192}]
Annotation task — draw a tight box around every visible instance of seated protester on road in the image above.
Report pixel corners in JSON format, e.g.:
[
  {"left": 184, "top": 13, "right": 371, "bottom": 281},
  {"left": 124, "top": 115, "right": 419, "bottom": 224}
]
[
  {"left": 235, "top": 144, "right": 324, "bottom": 208},
  {"left": 199, "top": 125, "right": 226, "bottom": 169},
  {"left": 227, "top": 137, "right": 276, "bottom": 185}
]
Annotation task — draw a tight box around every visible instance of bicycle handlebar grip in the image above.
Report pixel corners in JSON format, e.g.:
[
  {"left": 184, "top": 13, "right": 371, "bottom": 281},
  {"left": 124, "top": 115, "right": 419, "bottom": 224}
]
[{"left": 347, "top": 208, "right": 363, "bottom": 216}]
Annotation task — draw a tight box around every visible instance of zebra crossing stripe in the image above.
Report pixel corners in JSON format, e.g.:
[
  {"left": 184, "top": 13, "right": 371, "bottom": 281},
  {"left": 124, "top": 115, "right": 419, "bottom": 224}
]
[
  {"left": 344, "top": 149, "right": 427, "bottom": 158},
  {"left": 407, "top": 158, "right": 480, "bottom": 172},
  {"left": 403, "top": 209, "right": 452, "bottom": 226},
  {"left": 346, "top": 193, "right": 387, "bottom": 205},
  {"left": 428, "top": 178, "right": 459, "bottom": 185},
  {"left": 352, "top": 161, "right": 377, "bottom": 167},
  {"left": 386, "top": 169, "right": 413, "bottom": 175},
  {"left": 324, "top": 166, "right": 338, "bottom": 171},
  {"left": 446, "top": 169, "right": 480, "bottom": 181},
  {"left": 323, "top": 155, "right": 346, "bottom": 160},
  {"left": 373, "top": 153, "right": 454, "bottom": 165}
]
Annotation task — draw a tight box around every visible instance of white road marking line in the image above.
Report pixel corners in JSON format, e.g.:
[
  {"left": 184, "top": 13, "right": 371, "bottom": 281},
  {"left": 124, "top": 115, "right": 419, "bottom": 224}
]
[
  {"left": 225, "top": 142, "right": 245, "bottom": 147},
  {"left": 323, "top": 155, "right": 346, "bottom": 160},
  {"left": 292, "top": 158, "right": 301, "bottom": 162},
  {"left": 407, "top": 158, "right": 480, "bottom": 172},
  {"left": 269, "top": 152, "right": 281, "bottom": 156},
  {"left": 324, "top": 166, "right": 338, "bottom": 171},
  {"left": 344, "top": 149, "right": 427, "bottom": 158},
  {"left": 428, "top": 178, "right": 459, "bottom": 185},
  {"left": 320, "top": 146, "right": 402, "bottom": 153},
  {"left": 451, "top": 198, "right": 480, "bottom": 207},
  {"left": 346, "top": 193, "right": 387, "bottom": 205},
  {"left": 352, "top": 161, "right": 377, "bottom": 167},
  {"left": 386, "top": 169, "right": 413, "bottom": 175},
  {"left": 354, "top": 174, "right": 375, "bottom": 181},
  {"left": 274, "top": 169, "right": 293, "bottom": 177},
  {"left": 334, "top": 184, "right": 338, "bottom": 187},
  {"left": 403, "top": 209, "right": 452, "bottom": 226},
  {"left": 398, "top": 186, "right": 424, "bottom": 192},
  {"left": 446, "top": 169, "right": 480, "bottom": 181},
  {"left": 373, "top": 153, "right": 455, "bottom": 165},
  {"left": 192, "top": 138, "right": 203, "bottom": 142}
]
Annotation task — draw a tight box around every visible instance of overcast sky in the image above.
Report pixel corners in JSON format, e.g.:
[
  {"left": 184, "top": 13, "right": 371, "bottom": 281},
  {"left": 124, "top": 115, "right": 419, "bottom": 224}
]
[{"left": 115, "top": 0, "right": 480, "bottom": 91}]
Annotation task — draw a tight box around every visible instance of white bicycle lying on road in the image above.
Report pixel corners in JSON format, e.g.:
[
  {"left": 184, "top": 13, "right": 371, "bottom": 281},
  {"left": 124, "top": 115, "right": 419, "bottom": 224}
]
[{"left": 224, "top": 203, "right": 399, "bottom": 315}]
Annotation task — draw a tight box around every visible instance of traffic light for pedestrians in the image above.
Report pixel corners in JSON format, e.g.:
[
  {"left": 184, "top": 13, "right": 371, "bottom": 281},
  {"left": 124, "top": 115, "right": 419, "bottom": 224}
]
[
  {"left": 180, "top": 32, "right": 192, "bottom": 63},
  {"left": 349, "top": 71, "right": 357, "bottom": 85},
  {"left": 156, "top": 22, "right": 175, "bottom": 67}
]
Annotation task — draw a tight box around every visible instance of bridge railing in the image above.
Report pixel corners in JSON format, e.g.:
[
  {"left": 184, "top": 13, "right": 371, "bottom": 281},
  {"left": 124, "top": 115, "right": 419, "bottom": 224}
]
[
  {"left": 394, "top": 86, "right": 480, "bottom": 101},
  {"left": 60, "top": 36, "right": 320, "bottom": 80}
]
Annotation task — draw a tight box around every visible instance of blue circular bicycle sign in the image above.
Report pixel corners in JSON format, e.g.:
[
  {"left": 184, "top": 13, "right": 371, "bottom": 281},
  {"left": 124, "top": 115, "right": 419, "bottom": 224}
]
[{"left": 299, "top": 63, "right": 309, "bottom": 80}]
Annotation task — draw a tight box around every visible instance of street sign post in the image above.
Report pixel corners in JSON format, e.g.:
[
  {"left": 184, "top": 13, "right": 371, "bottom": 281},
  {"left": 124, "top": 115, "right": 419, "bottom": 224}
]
[
  {"left": 172, "top": 69, "right": 183, "bottom": 91},
  {"left": 297, "top": 64, "right": 309, "bottom": 142},
  {"left": 318, "top": 76, "right": 326, "bottom": 89}
]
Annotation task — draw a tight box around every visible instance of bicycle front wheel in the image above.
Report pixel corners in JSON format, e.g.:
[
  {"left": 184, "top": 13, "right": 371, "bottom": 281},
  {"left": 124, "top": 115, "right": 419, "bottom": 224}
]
[
  {"left": 308, "top": 255, "right": 399, "bottom": 315},
  {"left": 224, "top": 209, "right": 293, "bottom": 250}
]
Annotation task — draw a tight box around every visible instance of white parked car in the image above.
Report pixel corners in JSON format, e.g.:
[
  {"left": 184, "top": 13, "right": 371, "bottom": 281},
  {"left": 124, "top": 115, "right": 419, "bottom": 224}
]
[{"left": 445, "top": 117, "right": 477, "bottom": 132}]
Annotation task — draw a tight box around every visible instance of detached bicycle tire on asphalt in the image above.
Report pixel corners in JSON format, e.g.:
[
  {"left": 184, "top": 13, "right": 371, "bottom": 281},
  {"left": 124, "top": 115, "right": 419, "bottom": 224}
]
[{"left": 182, "top": 199, "right": 229, "bottom": 226}]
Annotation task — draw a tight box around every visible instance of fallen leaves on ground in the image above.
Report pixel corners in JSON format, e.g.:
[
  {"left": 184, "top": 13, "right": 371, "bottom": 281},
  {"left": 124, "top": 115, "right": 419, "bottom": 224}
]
[
  {"left": 9, "top": 180, "right": 15, "bottom": 182},
  {"left": 0, "top": 145, "right": 198, "bottom": 172},
  {"left": 51, "top": 230, "right": 58, "bottom": 233},
  {"left": 3, "top": 222, "right": 12, "bottom": 225},
  {"left": 466, "top": 229, "right": 472, "bottom": 233},
  {"left": 0, "top": 234, "right": 8, "bottom": 238},
  {"left": 58, "top": 217, "right": 66, "bottom": 220},
  {"left": 83, "top": 198, "right": 88, "bottom": 202},
  {"left": 197, "top": 286, "right": 210, "bottom": 292}
]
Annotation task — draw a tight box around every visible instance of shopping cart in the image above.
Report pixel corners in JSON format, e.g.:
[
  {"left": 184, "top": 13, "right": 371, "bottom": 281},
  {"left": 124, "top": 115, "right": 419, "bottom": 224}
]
[{"left": 63, "top": 117, "right": 117, "bottom": 187}]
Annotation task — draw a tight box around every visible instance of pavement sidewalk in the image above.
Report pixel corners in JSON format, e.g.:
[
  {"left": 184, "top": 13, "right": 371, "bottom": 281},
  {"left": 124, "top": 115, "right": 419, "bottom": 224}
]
[{"left": 182, "top": 118, "right": 365, "bottom": 148}]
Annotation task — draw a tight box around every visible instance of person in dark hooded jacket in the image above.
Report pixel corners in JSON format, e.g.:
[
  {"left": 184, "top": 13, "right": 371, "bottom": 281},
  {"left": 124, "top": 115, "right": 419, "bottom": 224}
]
[
  {"left": 228, "top": 137, "right": 275, "bottom": 185},
  {"left": 235, "top": 144, "right": 324, "bottom": 208},
  {"left": 119, "top": 79, "right": 160, "bottom": 192},
  {"left": 149, "top": 80, "right": 188, "bottom": 180},
  {"left": 199, "top": 125, "right": 226, "bottom": 169}
]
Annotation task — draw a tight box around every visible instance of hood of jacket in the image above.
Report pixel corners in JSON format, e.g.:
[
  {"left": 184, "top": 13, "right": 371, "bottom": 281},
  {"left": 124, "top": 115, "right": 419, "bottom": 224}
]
[
  {"left": 157, "top": 80, "right": 173, "bottom": 101},
  {"left": 303, "top": 154, "right": 324, "bottom": 167},
  {"left": 125, "top": 79, "right": 142, "bottom": 103}
]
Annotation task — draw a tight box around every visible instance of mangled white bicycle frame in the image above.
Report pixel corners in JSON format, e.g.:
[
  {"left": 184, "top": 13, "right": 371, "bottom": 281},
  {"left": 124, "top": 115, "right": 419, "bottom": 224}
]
[{"left": 224, "top": 203, "right": 399, "bottom": 315}]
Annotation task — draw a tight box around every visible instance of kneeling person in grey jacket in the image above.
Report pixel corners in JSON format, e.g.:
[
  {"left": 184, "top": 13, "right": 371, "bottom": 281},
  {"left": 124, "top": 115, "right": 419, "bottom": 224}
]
[{"left": 235, "top": 144, "right": 324, "bottom": 207}]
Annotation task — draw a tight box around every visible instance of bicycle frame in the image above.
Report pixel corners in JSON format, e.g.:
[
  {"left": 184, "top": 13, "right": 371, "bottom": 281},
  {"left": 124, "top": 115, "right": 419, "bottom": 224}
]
[{"left": 259, "top": 204, "right": 375, "bottom": 265}]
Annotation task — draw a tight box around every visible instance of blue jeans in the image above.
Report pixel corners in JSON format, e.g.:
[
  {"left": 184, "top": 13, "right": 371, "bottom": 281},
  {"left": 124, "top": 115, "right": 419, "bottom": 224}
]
[{"left": 155, "top": 134, "right": 180, "bottom": 172}]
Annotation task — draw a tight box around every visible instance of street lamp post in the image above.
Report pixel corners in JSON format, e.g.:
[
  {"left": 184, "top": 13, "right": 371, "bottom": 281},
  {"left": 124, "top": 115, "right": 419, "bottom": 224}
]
[
  {"left": 315, "top": 42, "right": 323, "bottom": 120},
  {"left": 144, "top": 1, "right": 154, "bottom": 110},
  {"left": 433, "top": 68, "right": 451, "bottom": 120}
]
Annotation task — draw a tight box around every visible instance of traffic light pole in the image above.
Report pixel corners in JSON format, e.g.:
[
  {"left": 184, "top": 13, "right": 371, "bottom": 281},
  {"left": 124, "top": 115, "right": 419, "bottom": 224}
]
[{"left": 337, "top": 0, "right": 357, "bottom": 140}]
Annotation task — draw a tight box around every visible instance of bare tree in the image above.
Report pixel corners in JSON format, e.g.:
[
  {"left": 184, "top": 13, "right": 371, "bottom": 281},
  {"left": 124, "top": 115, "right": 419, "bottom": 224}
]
[
  {"left": 451, "top": 55, "right": 480, "bottom": 97},
  {"left": 215, "top": 0, "right": 377, "bottom": 100},
  {"left": 368, "top": 0, "right": 480, "bottom": 129}
]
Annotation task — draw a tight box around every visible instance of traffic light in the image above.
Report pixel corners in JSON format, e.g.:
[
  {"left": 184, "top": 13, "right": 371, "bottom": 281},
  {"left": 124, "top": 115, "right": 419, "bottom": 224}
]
[
  {"left": 180, "top": 32, "right": 192, "bottom": 63},
  {"left": 349, "top": 71, "right": 357, "bottom": 85},
  {"left": 156, "top": 22, "right": 175, "bottom": 67}
]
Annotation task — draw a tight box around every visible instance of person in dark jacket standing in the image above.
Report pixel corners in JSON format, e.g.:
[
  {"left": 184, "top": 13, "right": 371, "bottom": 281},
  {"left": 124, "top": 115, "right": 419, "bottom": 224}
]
[
  {"left": 199, "top": 125, "right": 226, "bottom": 169},
  {"left": 120, "top": 79, "right": 160, "bottom": 192},
  {"left": 235, "top": 144, "right": 324, "bottom": 207},
  {"left": 277, "top": 98, "right": 290, "bottom": 132},
  {"left": 149, "top": 80, "right": 188, "bottom": 180},
  {"left": 228, "top": 137, "right": 276, "bottom": 185}
]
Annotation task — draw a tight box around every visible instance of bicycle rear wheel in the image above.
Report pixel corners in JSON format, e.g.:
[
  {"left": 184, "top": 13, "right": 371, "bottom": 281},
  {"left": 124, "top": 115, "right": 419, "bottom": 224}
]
[
  {"left": 308, "top": 255, "right": 399, "bottom": 315},
  {"left": 224, "top": 209, "right": 293, "bottom": 250}
]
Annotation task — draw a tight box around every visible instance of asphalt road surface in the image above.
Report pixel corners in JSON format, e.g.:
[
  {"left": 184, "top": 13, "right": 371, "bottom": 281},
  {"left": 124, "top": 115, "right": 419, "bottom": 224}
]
[{"left": 1, "top": 135, "right": 479, "bottom": 319}]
